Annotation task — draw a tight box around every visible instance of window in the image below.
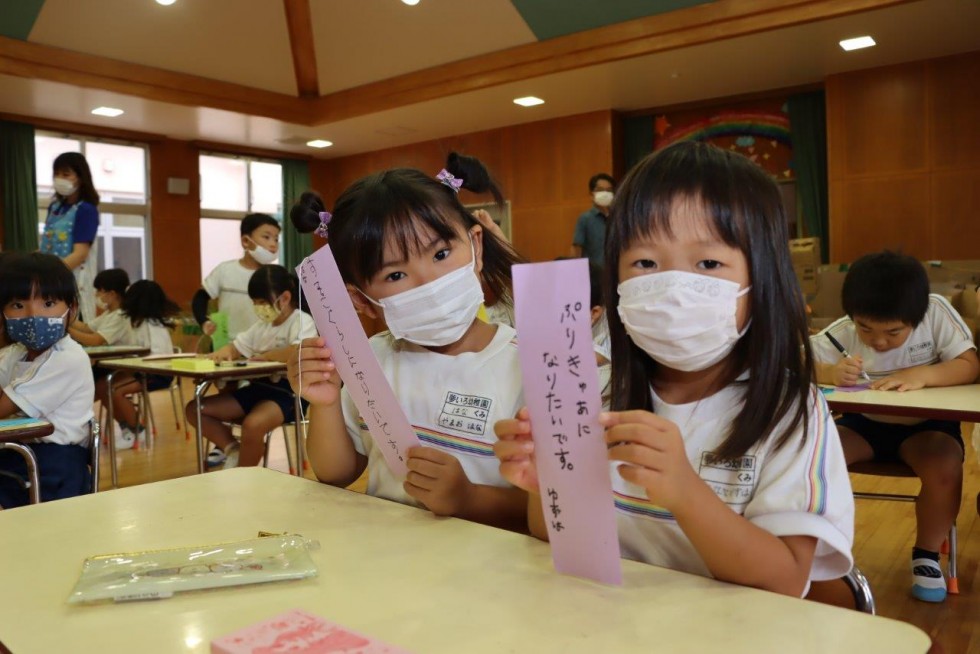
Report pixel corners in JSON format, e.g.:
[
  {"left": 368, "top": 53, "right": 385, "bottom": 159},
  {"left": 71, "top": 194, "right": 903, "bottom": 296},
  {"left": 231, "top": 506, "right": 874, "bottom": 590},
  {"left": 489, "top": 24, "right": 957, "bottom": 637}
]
[
  {"left": 199, "top": 154, "right": 282, "bottom": 277},
  {"left": 35, "top": 133, "right": 151, "bottom": 281}
]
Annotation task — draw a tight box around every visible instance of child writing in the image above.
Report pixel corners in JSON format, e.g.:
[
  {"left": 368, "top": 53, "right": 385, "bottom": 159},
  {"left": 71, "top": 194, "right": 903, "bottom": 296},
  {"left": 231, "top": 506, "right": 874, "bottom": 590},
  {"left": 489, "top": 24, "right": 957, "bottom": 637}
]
[
  {"left": 0, "top": 253, "right": 95, "bottom": 507},
  {"left": 811, "top": 251, "right": 978, "bottom": 602},
  {"left": 495, "top": 141, "right": 854, "bottom": 597},
  {"left": 39, "top": 152, "right": 101, "bottom": 321},
  {"left": 193, "top": 213, "right": 281, "bottom": 341},
  {"left": 288, "top": 153, "right": 529, "bottom": 531},
  {"left": 101, "top": 280, "right": 180, "bottom": 450},
  {"left": 187, "top": 265, "right": 316, "bottom": 469},
  {"left": 69, "top": 268, "right": 131, "bottom": 347}
]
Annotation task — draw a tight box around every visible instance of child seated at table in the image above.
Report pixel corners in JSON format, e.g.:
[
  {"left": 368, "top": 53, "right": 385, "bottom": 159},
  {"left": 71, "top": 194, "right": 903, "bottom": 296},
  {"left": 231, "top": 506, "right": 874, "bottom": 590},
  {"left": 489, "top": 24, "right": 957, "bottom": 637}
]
[
  {"left": 811, "top": 251, "right": 979, "bottom": 602},
  {"left": 68, "top": 268, "right": 131, "bottom": 348},
  {"left": 187, "top": 265, "right": 316, "bottom": 468},
  {"left": 288, "top": 153, "right": 529, "bottom": 531},
  {"left": 100, "top": 280, "right": 180, "bottom": 450},
  {"left": 0, "top": 252, "right": 95, "bottom": 508}
]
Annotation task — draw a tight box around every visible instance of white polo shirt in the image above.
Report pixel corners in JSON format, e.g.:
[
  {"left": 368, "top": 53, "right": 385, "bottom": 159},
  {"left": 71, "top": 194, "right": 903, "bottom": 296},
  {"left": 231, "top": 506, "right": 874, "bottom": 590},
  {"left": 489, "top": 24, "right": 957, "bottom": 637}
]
[
  {"left": 88, "top": 308, "right": 131, "bottom": 346},
  {"left": 202, "top": 260, "right": 259, "bottom": 339},
  {"left": 233, "top": 310, "right": 317, "bottom": 358}
]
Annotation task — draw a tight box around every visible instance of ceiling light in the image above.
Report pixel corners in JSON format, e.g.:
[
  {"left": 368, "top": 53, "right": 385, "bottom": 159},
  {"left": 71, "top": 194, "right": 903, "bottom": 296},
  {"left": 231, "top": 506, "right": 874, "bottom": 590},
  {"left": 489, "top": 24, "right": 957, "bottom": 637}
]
[
  {"left": 401, "top": 0, "right": 420, "bottom": 5},
  {"left": 306, "top": 139, "right": 333, "bottom": 148},
  {"left": 156, "top": 0, "right": 177, "bottom": 5},
  {"left": 91, "top": 106, "right": 124, "bottom": 117},
  {"left": 839, "top": 36, "right": 875, "bottom": 51},
  {"left": 513, "top": 96, "right": 545, "bottom": 107}
]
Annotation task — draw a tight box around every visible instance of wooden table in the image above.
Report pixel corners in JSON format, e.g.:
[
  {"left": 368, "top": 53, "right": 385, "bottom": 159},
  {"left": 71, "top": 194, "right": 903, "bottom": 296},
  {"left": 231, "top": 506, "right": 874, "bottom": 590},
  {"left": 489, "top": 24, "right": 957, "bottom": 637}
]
[
  {"left": 0, "top": 418, "right": 54, "bottom": 505},
  {"left": 823, "top": 384, "right": 980, "bottom": 422},
  {"left": 98, "top": 358, "right": 303, "bottom": 486},
  {"left": 0, "top": 468, "right": 929, "bottom": 653},
  {"left": 83, "top": 345, "right": 150, "bottom": 363}
]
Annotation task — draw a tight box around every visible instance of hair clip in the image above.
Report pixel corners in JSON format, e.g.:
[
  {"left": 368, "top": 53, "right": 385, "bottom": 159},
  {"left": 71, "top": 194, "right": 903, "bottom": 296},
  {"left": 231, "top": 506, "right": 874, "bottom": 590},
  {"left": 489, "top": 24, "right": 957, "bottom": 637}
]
[
  {"left": 315, "top": 211, "right": 332, "bottom": 238},
  {"left": 436, "top": 169, "right": 463, "bottom": 193}
]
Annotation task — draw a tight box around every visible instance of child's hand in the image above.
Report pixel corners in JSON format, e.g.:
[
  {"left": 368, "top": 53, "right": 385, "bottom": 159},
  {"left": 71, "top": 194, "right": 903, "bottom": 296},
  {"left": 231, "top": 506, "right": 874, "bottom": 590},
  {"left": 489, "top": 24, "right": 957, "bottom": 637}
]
[
  {"left": 288, "top": 337, "right": 341, "bottom": 406},
  {"left": 472, "top": 209, "right": 508, "bottom": 243},
  {"left": 870, "top": 370, "right": 926, "bottom": 392},
  {"left": 493, "top": 407, "right": 538, "bottom": 493},
  {"left": 603, "top": 410, "right": 699, "bottom": 514},
  {"left": 403, "top": 446, "right": 472, "bottom": 516},
  {"left": 208, "top": 349, "right": 234, "bottom": 363},
  {"left": 202, "top": 320, "right": 217, "bottom": 336},
  {"left": 832, "top": 356, "right": 864, "bottom": 386}
]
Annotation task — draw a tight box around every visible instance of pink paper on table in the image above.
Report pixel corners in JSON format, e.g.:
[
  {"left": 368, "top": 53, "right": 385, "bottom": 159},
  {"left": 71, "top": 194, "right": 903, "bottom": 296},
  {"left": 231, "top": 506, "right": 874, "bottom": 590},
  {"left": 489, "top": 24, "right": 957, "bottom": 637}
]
[
  {"left": 834, "top": 383, "right": 872, "bottom": 393},
  {"left": 513, "top": 259, "right": 622, "bottom": 585},
  {"left": 297, "top": 246, "right": 419, "bottom": 477},
  {"left": 211, "top": 609, "right": 412, "bottom": 653}
]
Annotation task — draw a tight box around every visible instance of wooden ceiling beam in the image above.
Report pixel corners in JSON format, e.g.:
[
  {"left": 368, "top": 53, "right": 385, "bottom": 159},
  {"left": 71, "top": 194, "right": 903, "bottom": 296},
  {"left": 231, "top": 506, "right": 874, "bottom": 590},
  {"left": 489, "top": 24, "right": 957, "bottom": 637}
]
[{"left": 283, "top": 0, "right": 320, "bottom": 98}]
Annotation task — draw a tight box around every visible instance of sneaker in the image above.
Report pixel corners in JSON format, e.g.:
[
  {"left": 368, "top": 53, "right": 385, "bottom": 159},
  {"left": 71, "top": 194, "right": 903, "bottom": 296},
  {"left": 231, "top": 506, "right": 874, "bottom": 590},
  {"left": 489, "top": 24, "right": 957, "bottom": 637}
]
[
  {"left": 206, "top": 447, "right": 227, "bottom": 467},
  {"left": 223, "top": 444, "right": 241, "bottom": 469},
  {"left": 114, "top": 426, "right": 137, "bottom": 451},
  {"left": 911, "top": 557, "right": 947, "bottom": 602}
]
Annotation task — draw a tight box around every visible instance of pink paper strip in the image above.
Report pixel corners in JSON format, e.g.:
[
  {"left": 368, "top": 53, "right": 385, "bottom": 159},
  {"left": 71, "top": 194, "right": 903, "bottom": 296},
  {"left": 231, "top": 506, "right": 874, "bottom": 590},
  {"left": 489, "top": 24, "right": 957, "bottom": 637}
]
[
  {"left": 834, "top": 383, "right": 872, "bottom": 393},
  {"left": 298, "top": 246, "right": 419, "bottom": 477},
  {"left": 212, "top": 609, "right": 412, "bottom": 653},
  {"left": 513, "top": 259, "right": 622, "bottom": 585}
]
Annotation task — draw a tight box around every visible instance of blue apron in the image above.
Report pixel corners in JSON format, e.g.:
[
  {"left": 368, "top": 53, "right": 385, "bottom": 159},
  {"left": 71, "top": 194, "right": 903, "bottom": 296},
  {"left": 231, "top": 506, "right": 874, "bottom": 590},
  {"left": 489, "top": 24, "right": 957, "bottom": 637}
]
[{"left": 40, "top": 200, "right": 78, "bottom": 258}]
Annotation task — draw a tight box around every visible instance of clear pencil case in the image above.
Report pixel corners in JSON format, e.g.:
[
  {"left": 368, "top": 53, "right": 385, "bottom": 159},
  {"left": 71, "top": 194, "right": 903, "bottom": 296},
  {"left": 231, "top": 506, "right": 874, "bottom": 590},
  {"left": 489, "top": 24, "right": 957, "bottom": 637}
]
[{"left": 67, "top": 534, "right": 318, "bottom": 604}]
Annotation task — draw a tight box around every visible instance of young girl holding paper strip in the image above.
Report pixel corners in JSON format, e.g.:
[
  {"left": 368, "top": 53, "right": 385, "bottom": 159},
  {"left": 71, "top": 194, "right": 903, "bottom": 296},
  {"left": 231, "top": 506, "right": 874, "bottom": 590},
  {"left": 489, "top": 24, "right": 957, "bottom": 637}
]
[
  {"left": 494, "top": 141, "right": 855, "bottom": 597},
  {"left": 288, "top": 153, "right": 529, "bottom": 531}
]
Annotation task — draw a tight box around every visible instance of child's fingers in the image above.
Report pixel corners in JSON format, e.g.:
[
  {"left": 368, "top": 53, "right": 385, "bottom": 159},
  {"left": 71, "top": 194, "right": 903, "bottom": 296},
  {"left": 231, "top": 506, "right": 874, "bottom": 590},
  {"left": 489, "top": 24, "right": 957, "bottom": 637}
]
[
  {"left": 299, "top": 337, "right": 326, "bottom": 349},
  {"left": 405, "top": 470, "right": 438, "bottom": 490},
  {"left": 494, "top": 418, "right": 532, "bottom": 440},
  {"left": 607, "top": 440, "right": 663, "bottom": 470},
  {"left": 406, "top": 447, "right": 452, "bottom": 467},
  {"left": 599, "top": 410, "right": 673, "bottom": 432},
  {"left": 493, "top": 439, "right": 534, "bottom": 462},
  {"left": 603, "top": 423, "right": 670, "bottom": 451}
]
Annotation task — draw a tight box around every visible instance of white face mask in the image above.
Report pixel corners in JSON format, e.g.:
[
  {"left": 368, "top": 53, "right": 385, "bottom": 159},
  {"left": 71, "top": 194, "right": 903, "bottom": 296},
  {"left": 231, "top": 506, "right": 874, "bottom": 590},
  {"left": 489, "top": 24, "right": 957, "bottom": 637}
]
[
  {"left": 361, "top": 240, "right": 484, "bottom": 347},
  {"left": 95, "top": 295, "right": 108, "bottom": 311},
  {"left": 617, "top": 270, "right": 751, "bottom": 372},
  {"left": 593, "top": 190, "right": 614, "bottom": 208},
  {"left": 246, "top": 238, "right": 278, "bottom": 265},
  {"left": 53, "top": 178, "right": 77, "bottom": 197}
]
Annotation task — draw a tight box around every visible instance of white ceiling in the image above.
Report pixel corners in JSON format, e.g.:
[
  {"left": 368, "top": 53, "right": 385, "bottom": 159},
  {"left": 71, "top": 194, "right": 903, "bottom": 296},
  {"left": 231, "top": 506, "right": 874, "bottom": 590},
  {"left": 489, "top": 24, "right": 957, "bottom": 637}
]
[{"left": 1, "top": 0, "right": 978, "bottom": 158}]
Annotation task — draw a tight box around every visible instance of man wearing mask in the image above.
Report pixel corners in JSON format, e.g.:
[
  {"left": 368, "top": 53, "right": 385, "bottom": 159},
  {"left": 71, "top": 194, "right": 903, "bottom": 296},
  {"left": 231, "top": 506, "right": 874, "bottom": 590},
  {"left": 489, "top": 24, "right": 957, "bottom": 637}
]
[{"left": 571, "top": 173, "right": 615, "bottom": 268}]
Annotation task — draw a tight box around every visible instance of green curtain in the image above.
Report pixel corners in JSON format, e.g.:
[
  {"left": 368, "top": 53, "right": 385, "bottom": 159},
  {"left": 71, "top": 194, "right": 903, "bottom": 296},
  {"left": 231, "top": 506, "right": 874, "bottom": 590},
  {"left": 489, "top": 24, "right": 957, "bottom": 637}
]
[
  {"left": 0, "top": 120, "right": 39, "bottom": 252},
  {"left": 281, "top": 158, "right": 312, "bottom": 272},
  {"left": 622, "top": 115, "right": 655, "bottom": 173},
  {"left": 787, "top": 92, "right": 829, "bottom": 263}
]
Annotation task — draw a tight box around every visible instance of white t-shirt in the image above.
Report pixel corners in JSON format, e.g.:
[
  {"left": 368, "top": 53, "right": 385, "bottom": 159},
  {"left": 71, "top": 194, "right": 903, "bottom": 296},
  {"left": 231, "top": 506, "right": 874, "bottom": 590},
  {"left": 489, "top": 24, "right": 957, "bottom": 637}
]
[
  {"left": 233, "top": 311, "right": 317, "bottom": 358},
  {"left": 0, "top": 336, "right": 94, "bottom": 446},
  {"left": 202, "top": 260, "right": 259, "bottom": 338},
  {"left": 342, "top": 324, "right": 523, "bottom": 506},
  {"left": 811, "top": 294, "right": 975, "bottom": 377},
  {"left": 484, "top": 299, "right": 515, "bottom": 327},
  {"left": 126, "top": 319, "right": 174, "bottom": 356},
  {"left": 88, "top": 308, "right": 131, "bottom": 346},
  {"left": 613, "top": 383, "right": 854, "bottom": 586}
]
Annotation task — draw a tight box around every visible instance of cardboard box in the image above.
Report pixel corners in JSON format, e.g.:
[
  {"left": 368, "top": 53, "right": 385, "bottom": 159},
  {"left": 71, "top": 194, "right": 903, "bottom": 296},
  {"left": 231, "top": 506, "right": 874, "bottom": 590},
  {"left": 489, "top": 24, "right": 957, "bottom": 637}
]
[
  {"left": 794, "top": 265, "right": 818, "bottom": 295},
  {"left": 789, "top": 238, "right": 821, "bottom": 296}
]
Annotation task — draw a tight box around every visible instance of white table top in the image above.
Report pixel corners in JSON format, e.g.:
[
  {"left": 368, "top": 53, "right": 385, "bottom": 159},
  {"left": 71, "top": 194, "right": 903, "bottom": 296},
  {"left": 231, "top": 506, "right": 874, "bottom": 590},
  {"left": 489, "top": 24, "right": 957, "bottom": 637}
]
[
  {"left": 0, "top": 468, "right": 929, "bottom": 654},
  {"left": 823, "top": 383, "right": 980, "bottom": 422}
]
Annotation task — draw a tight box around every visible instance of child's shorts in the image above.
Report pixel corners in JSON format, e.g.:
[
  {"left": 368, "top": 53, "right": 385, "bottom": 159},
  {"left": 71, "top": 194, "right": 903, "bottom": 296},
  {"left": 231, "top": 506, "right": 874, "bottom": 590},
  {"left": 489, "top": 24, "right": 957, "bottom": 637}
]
[
  {"left": 835, "top": 413, "right": 964, "bottom": 462},
  {"left": 230, "top": 378, "right": 306, "bottom": 423},
  {"left": 0, "top": 442, "right": 90, "bottom": 509},
  {"left": 137, "top": 373, "right": 174, "bottom": 393}
]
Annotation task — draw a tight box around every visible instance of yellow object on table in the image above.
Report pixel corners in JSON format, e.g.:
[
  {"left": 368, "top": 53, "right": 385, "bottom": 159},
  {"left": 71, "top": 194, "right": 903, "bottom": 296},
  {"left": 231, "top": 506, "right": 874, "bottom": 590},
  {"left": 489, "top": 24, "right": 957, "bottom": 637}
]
[{"left": 171, "top": 357, "right": 216, "bottom": 372}]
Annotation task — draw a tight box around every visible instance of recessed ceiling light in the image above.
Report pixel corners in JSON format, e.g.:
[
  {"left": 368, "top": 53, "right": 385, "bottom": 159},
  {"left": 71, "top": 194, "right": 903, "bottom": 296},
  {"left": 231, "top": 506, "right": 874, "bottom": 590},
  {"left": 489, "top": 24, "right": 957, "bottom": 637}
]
[
  {"left": 839, "top": 36, "right": 876, "bottom": 51},
  {"left": 156, "top": 0, "right": 177, "bottom": 5},
  {"left": 306, "top": 139, "right": 333, "bottom": 148},
  {"left": 91, "top": 106, "right": 124, "bottom": 117},
  {"left": 401, "top": 0, "right": 420, "bottom": 5},
  {"left": 513, "top": 96, "right": 545, "bottom": 107}
]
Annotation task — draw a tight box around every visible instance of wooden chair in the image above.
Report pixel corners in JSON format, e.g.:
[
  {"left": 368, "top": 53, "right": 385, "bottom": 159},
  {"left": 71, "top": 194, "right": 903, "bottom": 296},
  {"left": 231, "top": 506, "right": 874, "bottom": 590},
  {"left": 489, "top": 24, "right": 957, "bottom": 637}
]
[{"left": 849, "top": 460, "right": 958, "bottom": 594}]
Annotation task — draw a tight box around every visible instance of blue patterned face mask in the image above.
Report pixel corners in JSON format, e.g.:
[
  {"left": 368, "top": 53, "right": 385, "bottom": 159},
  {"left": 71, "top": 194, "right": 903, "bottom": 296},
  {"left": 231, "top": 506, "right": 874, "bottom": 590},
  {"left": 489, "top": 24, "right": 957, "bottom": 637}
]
[{"left": 4, "top": 310, "right": 68, "bottom": 351}]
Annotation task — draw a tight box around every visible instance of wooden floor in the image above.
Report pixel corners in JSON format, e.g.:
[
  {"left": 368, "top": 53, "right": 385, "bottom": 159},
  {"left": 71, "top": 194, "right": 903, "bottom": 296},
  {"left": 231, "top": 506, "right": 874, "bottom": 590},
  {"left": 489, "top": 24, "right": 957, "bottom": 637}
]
[{"left": 96, "top": 381, "right": 978, "bottom": 653}]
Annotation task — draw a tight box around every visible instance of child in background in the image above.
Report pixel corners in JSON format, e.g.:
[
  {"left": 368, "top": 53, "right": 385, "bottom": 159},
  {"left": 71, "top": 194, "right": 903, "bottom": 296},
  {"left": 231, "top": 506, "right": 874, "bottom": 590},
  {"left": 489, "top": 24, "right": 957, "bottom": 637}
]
[
  {"left": 0, "top": 253, "right": 95, "bottom": 508},
  {"left": 193, "top": 213, "right": 281, "bottom": 341},
  {"left": 288, "top": 152, "right": 529, "bottom": 531},
  {"left": 495, "top": 141, "right": 854, "bottom": 596},
  {"left": 187, "top": 265, "right": 316, "bottom": 468},
  {"left": 39, "top": 152, "right": 101, "bottom": 321},
  {"left": 101, "top": 280, "right": 180, "bottom": 450},
  {"left": 811, "top": 251, "right": 978, "bottom": 602},
  {"left": 69, "top": 268, "right": 131, "bottom": 347}
]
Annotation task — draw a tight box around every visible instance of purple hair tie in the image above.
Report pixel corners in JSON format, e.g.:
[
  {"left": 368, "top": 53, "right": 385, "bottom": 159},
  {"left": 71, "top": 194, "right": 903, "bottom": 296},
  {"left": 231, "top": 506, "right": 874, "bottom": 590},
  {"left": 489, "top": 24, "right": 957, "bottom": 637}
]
[
  {"left": 436, "top": 169, "right": 463, "bottom": 193},
  {"left": 315, "top": 211, "right": 332, "bottom": 238}
]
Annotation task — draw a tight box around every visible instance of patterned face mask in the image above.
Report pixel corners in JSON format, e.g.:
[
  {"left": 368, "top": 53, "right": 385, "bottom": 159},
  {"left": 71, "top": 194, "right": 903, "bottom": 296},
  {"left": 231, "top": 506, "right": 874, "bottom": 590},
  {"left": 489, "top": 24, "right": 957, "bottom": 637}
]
[{"left": 4, "top": 309, "right": 69, "bottom": 351}]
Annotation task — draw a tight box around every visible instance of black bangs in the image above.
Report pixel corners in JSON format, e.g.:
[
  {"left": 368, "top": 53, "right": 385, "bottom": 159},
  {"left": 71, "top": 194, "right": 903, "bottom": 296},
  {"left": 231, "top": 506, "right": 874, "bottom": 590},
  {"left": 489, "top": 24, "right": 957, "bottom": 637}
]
[
  {"left": 0, "top": 252, "right": 77, "bottom": 308},
  {"left": 331, "top": 169, "right": 463, "bottom": 286}
]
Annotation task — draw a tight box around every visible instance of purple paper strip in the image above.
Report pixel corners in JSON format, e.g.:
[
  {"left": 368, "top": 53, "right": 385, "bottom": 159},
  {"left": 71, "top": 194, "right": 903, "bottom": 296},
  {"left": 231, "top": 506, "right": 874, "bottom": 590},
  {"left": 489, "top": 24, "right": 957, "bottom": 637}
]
[
  {"left": 513, "top": 259, "right": 622, "bottom": 585},
  {"left": 297, "top": 246, "right": 419, "bottom": 477}
]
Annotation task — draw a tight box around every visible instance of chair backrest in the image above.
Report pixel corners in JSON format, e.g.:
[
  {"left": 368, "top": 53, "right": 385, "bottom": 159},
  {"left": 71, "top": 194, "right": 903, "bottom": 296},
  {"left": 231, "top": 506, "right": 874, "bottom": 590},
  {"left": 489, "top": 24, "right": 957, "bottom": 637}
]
[{"left": 844, "top": 566, "right": 876, "bottom": 614}]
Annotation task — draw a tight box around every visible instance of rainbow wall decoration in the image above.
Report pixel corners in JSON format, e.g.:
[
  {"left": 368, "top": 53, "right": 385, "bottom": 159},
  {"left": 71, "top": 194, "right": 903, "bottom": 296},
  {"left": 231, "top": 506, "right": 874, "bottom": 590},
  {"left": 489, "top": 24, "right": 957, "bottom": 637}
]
[{"left": 658, "top": 111, "right": 791, "bottom": 147}]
